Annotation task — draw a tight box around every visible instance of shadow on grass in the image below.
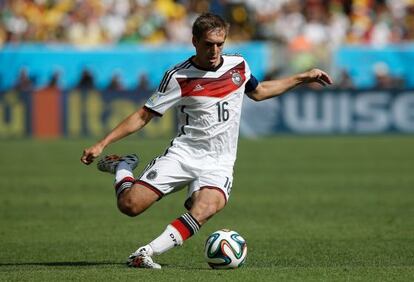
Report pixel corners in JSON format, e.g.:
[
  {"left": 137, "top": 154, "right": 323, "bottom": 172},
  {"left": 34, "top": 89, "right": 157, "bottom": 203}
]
[
  {"left": 0, "top": 261, "right": 123, "bottom": 267},
  {"left": 0, "top": 262, "right": 221, "bottom": 271}
]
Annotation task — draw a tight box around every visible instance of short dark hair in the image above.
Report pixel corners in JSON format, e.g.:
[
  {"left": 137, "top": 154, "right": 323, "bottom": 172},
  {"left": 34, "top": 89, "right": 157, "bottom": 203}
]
[{"left": 192, "top": 13, "right": 229, "bottom": 39}]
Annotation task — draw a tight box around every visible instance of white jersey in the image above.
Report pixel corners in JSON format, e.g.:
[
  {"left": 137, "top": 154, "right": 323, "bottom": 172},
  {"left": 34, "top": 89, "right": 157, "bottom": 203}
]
[{"left": 144, "top": 55, "right": 254, "bottom": 168}]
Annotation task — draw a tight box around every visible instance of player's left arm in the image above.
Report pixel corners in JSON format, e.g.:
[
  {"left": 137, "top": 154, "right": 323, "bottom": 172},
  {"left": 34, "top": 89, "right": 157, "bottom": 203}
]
[{"left": 246, "top": 68, "right": 333, "bottom": 101}]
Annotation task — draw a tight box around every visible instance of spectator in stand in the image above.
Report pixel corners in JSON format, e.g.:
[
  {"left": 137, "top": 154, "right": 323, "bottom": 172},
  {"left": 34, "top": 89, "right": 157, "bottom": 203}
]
[
  {"left": 14, "top": 68, "right": 34, "bottom": 92},
  {"left": 336, "top": 69, "right": 354, "bottom": 89},
  {"left": 164, "top": 6, "right": 192, "bottom": 43},
  {"left": 48, "top": 71, "right": 60, "bottom": 89},
  {"left": 273, "top": 0, "right": 305, "bottom": 43},
  {"left": 1, "top": 0, "right": 414, "bottom": 45},
  {"left": 107, "top": 72, "right": 124, "bottom": 92},
  {"left": 36, "top": 70, "right": 60, "bottom": 95},
  {"left": 0, "top": 22, "right": 6, "bottom": 45},
  {"left": 404, "top": 4, "right": 414, "bottom": 41},
  {"left": 77, "top": 69, "right": 95, "bottom": 90},
  {"left": 372, "top": 62, "right": 405, "bottom": 89},
  {"left": 135, "top": 73, "right": 152, "bottom": 98},
  {"left": 373, "top": 62, "right": 392, "bottom": 89},
  {"left": 2, "top": 0, "right": 414, "bottom": 91}
]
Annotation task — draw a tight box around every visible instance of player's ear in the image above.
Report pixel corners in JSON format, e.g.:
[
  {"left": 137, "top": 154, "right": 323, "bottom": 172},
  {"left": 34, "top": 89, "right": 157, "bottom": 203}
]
[{"left": 192, "top": 36, "right": 197, "bottom": 47}]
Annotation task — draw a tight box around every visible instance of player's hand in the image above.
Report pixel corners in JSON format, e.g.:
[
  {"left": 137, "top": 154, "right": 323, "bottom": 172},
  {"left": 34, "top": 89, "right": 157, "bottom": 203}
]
[
  {"left": 81, "top": 144, "right": 104, "bottom": 165},
  {"left": 301, "top": 68, "right": 333, "bottom": 87}
]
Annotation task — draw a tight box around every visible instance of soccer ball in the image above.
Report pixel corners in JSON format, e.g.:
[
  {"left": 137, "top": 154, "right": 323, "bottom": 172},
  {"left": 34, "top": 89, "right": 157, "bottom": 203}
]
[{"left": 204, "top": 229, "right": 247, "bottom": 269}]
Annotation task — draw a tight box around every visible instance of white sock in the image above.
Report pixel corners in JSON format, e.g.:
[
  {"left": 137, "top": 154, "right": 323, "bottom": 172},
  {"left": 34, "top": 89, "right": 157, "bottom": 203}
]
[
  {"left": 115, "top": 161, "right": 134, "bottom": 184},
  {"left": 148, "top": 225, "right": 184, "bottom": 255},
  {"left": 136, "top": 244, "right": 154, "bottom": 256}
]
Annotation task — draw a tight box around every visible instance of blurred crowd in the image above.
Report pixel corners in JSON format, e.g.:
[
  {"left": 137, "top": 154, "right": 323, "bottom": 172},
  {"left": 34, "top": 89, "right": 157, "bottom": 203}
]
[
  {"left": 13, "top": 60, "right": 404, "bottom": 93},
  {"left": 1, "top": 0, "right": 414, "bottom": 46},
  {"left": 13, "top": 67, "right": 156, "bottom": 95},
  {"left": 3, "top": 0, "right": 414, "bottom": 91}
]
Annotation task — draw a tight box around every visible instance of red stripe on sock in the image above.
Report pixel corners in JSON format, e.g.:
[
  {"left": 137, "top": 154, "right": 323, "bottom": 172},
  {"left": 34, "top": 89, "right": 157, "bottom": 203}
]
[{"left": 171, "top": 219, "right": 191, "bottom": 240}]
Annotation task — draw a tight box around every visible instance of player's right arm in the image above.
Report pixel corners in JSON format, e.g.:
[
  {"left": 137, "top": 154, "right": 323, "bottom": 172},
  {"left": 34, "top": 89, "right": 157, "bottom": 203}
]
[
  {"left": 80, "top": 107, "right": 155, "bottom": 165},
  {"left": 81, "top": 61, "right": 183, "bottom": 165}
]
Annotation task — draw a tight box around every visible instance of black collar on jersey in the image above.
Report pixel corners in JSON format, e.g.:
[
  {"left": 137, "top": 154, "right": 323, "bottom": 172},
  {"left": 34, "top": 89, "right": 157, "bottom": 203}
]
[{"left": 189, "top": 55, "right": 224, "bottom": 72}]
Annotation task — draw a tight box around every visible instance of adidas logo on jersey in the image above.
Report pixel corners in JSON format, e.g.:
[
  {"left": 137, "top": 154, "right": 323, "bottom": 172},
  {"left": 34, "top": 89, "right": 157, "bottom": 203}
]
[{"left": 193, "top": 84, "right": 205, "bottom": 92}]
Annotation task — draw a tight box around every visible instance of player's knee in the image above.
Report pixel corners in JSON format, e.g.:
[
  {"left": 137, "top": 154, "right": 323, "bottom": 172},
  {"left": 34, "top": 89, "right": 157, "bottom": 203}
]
[
  {"left": 191, "top": 201, "right": 221, "bottom": 224},
  {"left": 117, "top": 197, "right": 144, "bottom": 217}
]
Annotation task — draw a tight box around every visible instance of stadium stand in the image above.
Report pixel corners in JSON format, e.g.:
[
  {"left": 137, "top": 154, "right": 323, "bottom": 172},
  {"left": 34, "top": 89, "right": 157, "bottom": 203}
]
[
  {"left": 1, "top": 0, "right": 414, "bottom": 90},
  {"left": 1, "top": 0, "right": 413, "bottom": 45}
]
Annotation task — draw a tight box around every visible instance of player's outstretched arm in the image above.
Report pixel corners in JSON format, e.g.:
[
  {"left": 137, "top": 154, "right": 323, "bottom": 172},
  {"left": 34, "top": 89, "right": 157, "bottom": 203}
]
[
  {"left": 246, "top": 68, "right": 333, "bottom": 101},
  {"left": 80, "top": 107, "right": 155, "bottom": 165}
]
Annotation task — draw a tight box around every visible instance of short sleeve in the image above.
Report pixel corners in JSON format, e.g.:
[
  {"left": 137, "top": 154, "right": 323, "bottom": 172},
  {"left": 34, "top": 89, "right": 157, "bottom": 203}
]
[
  {"left": 245, "top": 75, "right": 259, "bottom": 93},
  {"left": 144, "top": 74, "right": 182, "bottom": 116}
]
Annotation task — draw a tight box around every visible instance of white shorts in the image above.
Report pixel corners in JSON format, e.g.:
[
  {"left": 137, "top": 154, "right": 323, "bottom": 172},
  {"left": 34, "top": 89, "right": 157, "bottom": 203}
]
[{"left": 135, "top": 152, "right": 233, "bottom": 210}]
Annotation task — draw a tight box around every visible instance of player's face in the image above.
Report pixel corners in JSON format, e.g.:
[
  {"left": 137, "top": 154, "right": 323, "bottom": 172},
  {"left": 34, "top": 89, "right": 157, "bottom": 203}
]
[{"left": 192, "top": 28, "right": 226, "bottom": 70}]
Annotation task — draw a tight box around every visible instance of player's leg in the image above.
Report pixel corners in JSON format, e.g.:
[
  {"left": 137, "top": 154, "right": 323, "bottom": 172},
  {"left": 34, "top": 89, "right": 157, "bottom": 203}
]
[
  {"left": 128, "top": 165, "right": 231, "bottom": 263},
  {"left": 145, "top": 172, "right": 231, "bottom": 252},
  {"left": 126, "top": 155, "right": 197, "bottom": 268},
  {"left": 188, "top": 187, "right": 226, "bottom": 224},
  {"left": 116, "top": 183, "right": 160, "bottom": 217},
  {"left": 127, "top": 188, "right": 226, "bottom": 268},
  {"left": 97, "top": 154, "right": 160, "bottom": 216},
  {"left": 126, "top": 155, "right": 232, "bottom": 269},
  {"left": 148, "top": 188, "right": 226, "bottom": 251}
]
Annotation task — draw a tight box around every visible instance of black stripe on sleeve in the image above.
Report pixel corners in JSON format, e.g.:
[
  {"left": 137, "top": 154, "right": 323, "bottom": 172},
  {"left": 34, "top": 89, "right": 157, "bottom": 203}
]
[
  {"left": 157, "top": 71, "right": 170, "bottom": 92},
  {"left": 158, "top": 60, "right": 191, "bottom": 93}
]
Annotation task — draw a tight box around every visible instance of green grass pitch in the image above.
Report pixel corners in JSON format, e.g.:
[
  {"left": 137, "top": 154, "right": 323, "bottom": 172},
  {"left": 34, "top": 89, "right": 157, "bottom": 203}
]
[{"left": 0, "top": 136, "right": 413, "bottom": 281}]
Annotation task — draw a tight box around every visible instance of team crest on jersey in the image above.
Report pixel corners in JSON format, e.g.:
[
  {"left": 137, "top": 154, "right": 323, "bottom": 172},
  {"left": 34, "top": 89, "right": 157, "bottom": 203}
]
[
  {"left": 231, "top": 71, "right": 243, "bottom": 86},
  {"left": 146, "top": 169, "right": 158, "bottom": 180}
]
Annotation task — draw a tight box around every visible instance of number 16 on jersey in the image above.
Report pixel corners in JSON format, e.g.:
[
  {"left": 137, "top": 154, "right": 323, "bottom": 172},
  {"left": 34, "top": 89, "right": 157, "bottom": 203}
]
[{"left": 216, "top": 101, "right": 229, "bottom": 122}]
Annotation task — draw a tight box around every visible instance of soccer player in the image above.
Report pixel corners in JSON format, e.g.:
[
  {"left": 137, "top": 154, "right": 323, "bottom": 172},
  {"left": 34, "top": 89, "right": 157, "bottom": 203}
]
[{"left": 81, "top": 13, "right": 332, "bottom": 269}]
